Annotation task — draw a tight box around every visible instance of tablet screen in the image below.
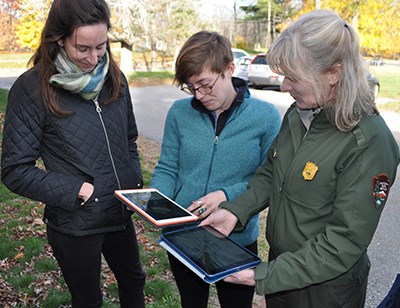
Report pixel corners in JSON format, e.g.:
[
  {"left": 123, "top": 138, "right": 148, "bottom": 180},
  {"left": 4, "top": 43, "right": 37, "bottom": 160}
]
[
  {"left": 115, "top": 189, "right": 198, "bottom": 226},
  {"left": 161, "top": 226, "right": 260, "bottom": 275}
]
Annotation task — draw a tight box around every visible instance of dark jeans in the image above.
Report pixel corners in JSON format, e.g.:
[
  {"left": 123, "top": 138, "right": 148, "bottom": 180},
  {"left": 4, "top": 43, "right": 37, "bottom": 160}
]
[
  {"left": 168, "top": 241, "right": 258, "bottom": 308},
  {"left": 47, "top": 220, "right": 145, "bottom": 308},
  {"left": 266, "top": 274, "right": 368, "bottom": 308}
]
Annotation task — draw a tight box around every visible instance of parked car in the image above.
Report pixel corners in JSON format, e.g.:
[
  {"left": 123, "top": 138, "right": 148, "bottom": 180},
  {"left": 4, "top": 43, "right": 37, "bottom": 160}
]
[
  {"left": 232, "top": 48, "right": 250, "bottom": 64},
  {"left": 247, "top": 53, "right": 284, "bottom": 89},
  {"left": 369, "top": 56, "right": 385, "bottom": 66},
  {"left": 233, "top": 56, "right": 252, "bottom": 82}
]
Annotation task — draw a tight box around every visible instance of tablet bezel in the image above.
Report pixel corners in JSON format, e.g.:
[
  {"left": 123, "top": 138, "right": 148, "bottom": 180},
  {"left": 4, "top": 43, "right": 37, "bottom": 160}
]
[{"left": 114, "top": 188, "right": 198, "bottom": 228}]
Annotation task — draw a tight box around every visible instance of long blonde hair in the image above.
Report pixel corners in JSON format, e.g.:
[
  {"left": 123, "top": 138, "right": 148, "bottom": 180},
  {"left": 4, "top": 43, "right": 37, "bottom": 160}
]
[{"left": 267, "top": 10, "right": 377, "bottom": 132}]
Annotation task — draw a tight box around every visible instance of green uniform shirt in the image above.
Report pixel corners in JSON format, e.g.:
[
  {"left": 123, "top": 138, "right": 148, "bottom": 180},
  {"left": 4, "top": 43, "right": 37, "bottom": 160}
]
[{"left": 220, "top": 104, "right": 400, "bottom": 294}]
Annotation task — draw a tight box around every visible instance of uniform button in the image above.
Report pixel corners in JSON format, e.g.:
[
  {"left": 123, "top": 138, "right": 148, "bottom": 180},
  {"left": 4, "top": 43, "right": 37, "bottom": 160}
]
[
  {"left": 137, "top": 183, "right": 141, "bottom": 187},
  {"left": 94, "top": 198, "right": 99, "bottom": 202}
]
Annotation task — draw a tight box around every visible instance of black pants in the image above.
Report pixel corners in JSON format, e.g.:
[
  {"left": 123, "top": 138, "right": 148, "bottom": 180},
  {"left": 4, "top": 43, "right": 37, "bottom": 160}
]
[
  {"left": 47, "top": 220, "right": 145, "bottom": 308},
  {"left": 266, "top": 275, "right": 368, "bottom": 308},
  {"left": 168, "top": 241, "right": 257, "bottom": 308}
]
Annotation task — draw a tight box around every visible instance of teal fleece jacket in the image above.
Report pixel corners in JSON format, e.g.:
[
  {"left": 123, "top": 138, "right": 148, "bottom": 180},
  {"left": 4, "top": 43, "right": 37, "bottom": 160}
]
[{"left": 151, "top": 79, "right": 281, "bottom": 245}]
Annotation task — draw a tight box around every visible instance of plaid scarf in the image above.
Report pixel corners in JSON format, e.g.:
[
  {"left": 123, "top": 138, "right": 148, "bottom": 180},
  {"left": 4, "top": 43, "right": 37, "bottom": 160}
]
[{"left": 50, "top": 48, "right": 110, "bottom": 101}]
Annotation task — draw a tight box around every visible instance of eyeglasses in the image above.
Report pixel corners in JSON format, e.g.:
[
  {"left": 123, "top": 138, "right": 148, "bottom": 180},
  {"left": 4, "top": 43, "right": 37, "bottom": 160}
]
[{"left": 180, "top": 72, "right": 222, "bottom": 95}]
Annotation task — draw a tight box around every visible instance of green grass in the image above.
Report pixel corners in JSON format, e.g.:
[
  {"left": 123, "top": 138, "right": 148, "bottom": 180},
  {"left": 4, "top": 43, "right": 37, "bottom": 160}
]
[
  {"left": 0, "top": 88, "right": 8, "bottom": 112},
  {"left": 0, "top": 53, "right": 32, "bottom": 69},
  {"left": 129, "top": 70, "right": 174, "bottom": 79},
  {"left": 371, "top": 65, "right": 400, "bottom": 101},
  {"left": 380, "top": 101, "right": 400, "bottom": 113},
  {"left": 127, "top": 70, "right": 175, "bottom": 87},
  {"left": 35, "top": 258, "right": 59, "bottom": 271},
  {"left": 377, "top": 74, "right": 400, "bottom": 99},
  {"left": 41, "top": 290, "right": 71, "bottom": 308}
]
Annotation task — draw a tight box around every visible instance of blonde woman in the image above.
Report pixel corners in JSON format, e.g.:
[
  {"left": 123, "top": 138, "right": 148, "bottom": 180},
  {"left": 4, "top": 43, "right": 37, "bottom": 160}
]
[{"left": 202, "top": 10, "right": 400, "bottom": 308}]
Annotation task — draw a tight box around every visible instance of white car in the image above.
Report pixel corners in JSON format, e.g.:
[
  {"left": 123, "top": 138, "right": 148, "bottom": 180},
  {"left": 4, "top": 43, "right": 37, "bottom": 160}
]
[
  {"left": 233, "top": 56, "right": 252, "bottom": 82},
  {"left": 232, "top": 48, "right": 250, "bottom": 64},
  {"left": 248, "top": 53, "right": 284, "bottom": 89}
]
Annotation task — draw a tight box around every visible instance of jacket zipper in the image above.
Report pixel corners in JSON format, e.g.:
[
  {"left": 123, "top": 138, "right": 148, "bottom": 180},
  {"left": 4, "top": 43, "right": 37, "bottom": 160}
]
[
  {"left": 203, "top": 134, "right": 219, "bottom": 195},
  {"left": 92, "top": 100, "right": 122, "bottom": 190},
  {"left": 203, "top": 115, "right": 221, "bottom": 195}
]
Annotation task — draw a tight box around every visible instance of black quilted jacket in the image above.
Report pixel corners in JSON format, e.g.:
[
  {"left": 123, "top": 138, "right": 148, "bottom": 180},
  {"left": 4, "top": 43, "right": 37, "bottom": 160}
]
[{"left": 1, "top": 68, "right": 143, "bottom": 236}]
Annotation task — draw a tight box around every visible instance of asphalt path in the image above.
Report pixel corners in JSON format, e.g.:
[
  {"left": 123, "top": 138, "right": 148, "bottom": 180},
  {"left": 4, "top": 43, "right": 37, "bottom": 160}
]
[{"left": 1, "top": 74, "right": 400, "bottom": 307}]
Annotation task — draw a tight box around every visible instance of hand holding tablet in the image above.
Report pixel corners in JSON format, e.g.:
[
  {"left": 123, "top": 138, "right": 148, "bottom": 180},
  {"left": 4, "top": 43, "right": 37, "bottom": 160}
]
[{"left": 114, "top": 188, "right": 261, "bottom": 284}]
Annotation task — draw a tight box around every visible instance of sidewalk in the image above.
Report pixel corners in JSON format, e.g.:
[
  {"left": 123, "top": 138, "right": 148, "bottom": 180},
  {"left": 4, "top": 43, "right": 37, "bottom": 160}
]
[{"left": 380, "top": 111, "right": 400, "bottom": 134}]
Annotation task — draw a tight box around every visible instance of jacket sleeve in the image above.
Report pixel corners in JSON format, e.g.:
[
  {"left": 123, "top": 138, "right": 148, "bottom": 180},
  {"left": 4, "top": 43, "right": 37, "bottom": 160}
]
[
  {"left": 254, "top": 123, "right": 400, "bottom": 294},
  {"left": 219, "top": 144, "right": 275, "bottom": 229},
  {"left": 220, "top": 103, "right": 281, "bottom": 201},
  {"left": 1, "top": 78, "right": 83, "bottom": 208},
  {"left": 259, "top": 104, "right": 281, "bottom": 163},
  {"left": 150, "top": 103, "right": 180, "bottom": 199}
]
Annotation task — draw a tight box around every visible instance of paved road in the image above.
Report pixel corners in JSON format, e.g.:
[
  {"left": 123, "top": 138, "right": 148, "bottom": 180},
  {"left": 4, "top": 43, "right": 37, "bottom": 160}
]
[
  {"left": 2, "top": 73, "right": 400, "bottom": 307},
  {"left": 131, "top": 85, "right": 187, "bottom": 143}
]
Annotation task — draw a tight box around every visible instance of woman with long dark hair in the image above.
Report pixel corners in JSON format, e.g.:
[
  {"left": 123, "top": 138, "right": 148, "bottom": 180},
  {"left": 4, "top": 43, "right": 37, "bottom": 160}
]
[{"left": 1, "top": 0, "right": 145, "bottom": 306}]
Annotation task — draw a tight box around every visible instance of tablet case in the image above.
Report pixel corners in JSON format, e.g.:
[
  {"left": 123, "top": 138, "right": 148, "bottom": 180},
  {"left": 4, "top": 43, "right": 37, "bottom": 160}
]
[
  {"left": 114, "top": 188, "right": 198, "bottom": 227},
  {"left": 159, "top": 225, "right": 261, "bottom": 284}
]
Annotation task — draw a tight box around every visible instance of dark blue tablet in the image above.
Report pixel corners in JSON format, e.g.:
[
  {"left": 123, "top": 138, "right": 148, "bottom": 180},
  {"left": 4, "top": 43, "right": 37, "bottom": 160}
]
[{"left": 159, "top": 225, "right": 261, "bottom": 283}]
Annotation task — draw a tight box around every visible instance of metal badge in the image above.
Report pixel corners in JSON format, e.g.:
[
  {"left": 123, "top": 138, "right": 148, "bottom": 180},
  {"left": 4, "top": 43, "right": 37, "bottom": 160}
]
[{"left": 302, "top": 161, "right": 319, "bottom": 181}]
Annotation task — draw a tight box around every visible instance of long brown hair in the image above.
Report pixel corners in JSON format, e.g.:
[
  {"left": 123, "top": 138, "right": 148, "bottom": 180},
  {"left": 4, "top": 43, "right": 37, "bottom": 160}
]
[{"left": 29, "top": 0, "right": 122, "bottom": 116}]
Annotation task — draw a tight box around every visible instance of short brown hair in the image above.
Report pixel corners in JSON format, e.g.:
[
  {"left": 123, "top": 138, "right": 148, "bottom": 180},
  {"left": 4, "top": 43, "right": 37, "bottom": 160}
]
[{"left": 175, "top": 31, "right": 233, "bottom": 85}]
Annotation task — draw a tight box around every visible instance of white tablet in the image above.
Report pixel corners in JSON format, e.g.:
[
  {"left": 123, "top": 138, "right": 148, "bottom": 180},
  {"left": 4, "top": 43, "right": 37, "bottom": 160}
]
[{"left": 114, "top": 188, "right": 198, "bottom": 228}]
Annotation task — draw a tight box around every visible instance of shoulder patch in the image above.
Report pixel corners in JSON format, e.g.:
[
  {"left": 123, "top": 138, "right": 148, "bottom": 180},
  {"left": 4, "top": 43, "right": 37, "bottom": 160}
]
[{"left": 372, "top": 174, "right": 391, "bottom": 209}]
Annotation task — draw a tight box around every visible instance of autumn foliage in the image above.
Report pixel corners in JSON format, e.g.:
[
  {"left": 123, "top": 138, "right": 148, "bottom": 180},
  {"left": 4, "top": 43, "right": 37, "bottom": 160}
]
[{"left": 1, "top": 0, "right": 400, "bottom": 58}]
